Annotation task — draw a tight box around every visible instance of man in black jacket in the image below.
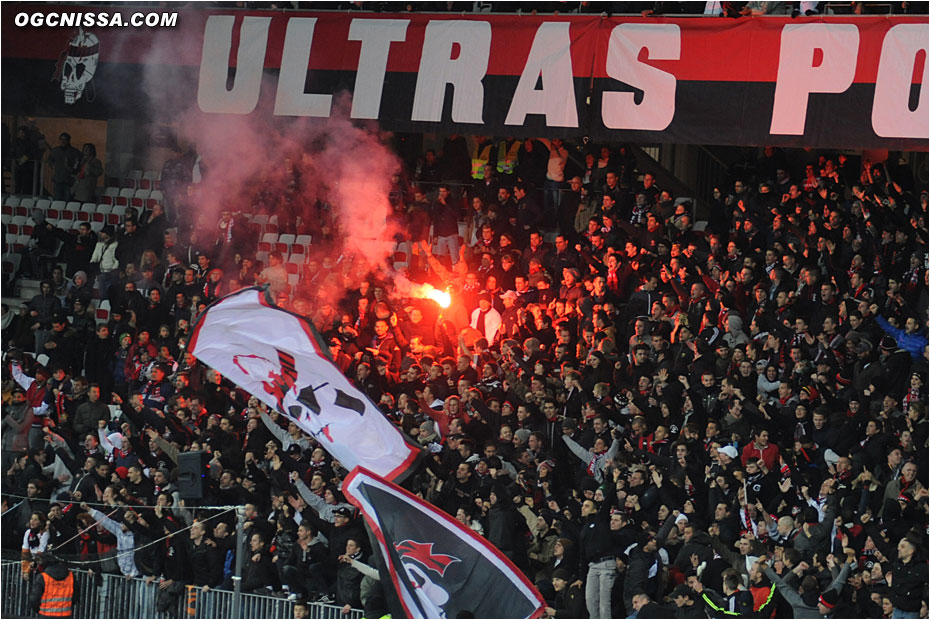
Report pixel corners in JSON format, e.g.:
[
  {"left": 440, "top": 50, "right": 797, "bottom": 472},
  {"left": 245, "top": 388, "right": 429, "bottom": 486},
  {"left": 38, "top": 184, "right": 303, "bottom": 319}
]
[
  {"left": 888, "top": 535, "right": 927, "bottom": 618},
  {"left": 544, "top": 568, "right": 586, "bottom": 619},
  {"left": 241, "top": 531, "right": 280, "bottom": 593}
]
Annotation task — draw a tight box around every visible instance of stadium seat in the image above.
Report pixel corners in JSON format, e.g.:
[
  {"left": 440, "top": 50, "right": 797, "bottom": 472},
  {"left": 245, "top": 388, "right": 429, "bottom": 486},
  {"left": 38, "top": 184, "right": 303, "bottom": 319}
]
[
  {"left": 118, "top": 187, "right": 134, "bottom": 199},
  {"left": 92, "top": 212, "right": 104, "bottom": 223},
  {"left": 10, "top": 215, "right": 27, "bottom": 227},
  {"left": 35, "top": 199, "right": 51, "bottom": 211},
  {"left": 278, "top": 233, "right": 296, "bottom": 247},
  {"left": 66, "top": 201, "right": 82, "bottom": 211},
  {"left": 257, "top": 241, "right": 272, "bottom": 253},
  {"left": 59, "top": 210, "right": 75, "bottom": 222},
  {"left": 295, "top": 234, "right": 312, "bottom": 246},
  {"left": 22, "top": 225, "right": 33, "bottom": 236},
  {"left": 2, "top": 206, "right": 12, "bottom": 216},
  {"left": 2, "top": 253, "right": 21, "bottom": 286},
  {"left": 289, "top": 245, "right": 305, "bottom": 259},
  {"left": 72, "top": 220, "right": 85, "bottom": 230},
  {"left": 90, "top": 222, "right": 104, "bottom": 232},
  {"left": 46, "top": 209, "right": 59, "bottom": 219},
  {"left": 7, "top": 224, "right": 19, "bottom": 236},
  {"left": 13, "top": 206, "right": 28, "bottom": 217},
  {"left": 285, "top": 262, "right": 299, "bottom": 275},
  {"left": 51, "top": 200, "right": 68, "bottom": 211},
  {"left": 3, "top": 196, "right": 21, "bottom": 208},
  {"left": 111, "top": 205, "right": 127, "bottom": 218},
  {"left": 252, "top": 214, "right": 269, "bottom": 227},
  {"left": 261, "top": 232, "right": 278, "bottom": 245},
  {"left": 20, "top": 198, "right": 35, "bottom": 210},
  {"left": 150, "top": 190, "right": 164, "bottom": 202},
  {"left": 274, "top": 243, "right": 289, "bottom": 255},
  {"left": 106, "top": 214, "right": 120, "bottom": 225},
  {"left": 76, "top": 211, "right": 90, "bottom": 222},
  {"left": 96, "top": 204, "right": 112, "bottom": 215},
  {"left": 81, "top": 203, "right": 96, "bottom": 213},
  {"left": 264, "top": 223, "right": 278, "bottom": 235}
]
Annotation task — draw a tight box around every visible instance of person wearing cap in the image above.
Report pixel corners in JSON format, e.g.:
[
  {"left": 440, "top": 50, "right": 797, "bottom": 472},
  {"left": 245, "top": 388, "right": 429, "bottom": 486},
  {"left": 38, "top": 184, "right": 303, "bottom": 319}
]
[
  {"left": 90, "top": 225, "right": 120, "bottom": 300},
  {"left": 141, "top": 363, "right": 174, "bottom": 412},
  {"left": 544, "top": 567, "right": 585, "bottom": 619},
  {"left": 470, "top": 292, "right": 502, "bottom": 345}
]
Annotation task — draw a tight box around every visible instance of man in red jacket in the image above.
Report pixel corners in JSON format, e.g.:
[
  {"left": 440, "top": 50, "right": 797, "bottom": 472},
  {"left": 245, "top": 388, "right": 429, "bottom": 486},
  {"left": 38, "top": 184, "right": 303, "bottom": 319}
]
[{"left": 740, "top": 428, "right": 780, "bottom": 470}]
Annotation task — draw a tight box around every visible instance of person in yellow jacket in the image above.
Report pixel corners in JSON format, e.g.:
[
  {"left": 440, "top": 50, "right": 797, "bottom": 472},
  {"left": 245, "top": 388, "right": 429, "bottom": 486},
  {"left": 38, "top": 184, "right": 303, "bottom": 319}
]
[
  {"left": 30, "top": 554, "right": 78, "bottom": 618},
  {"left": 470, "top": 136, "right": 495, "bottom": 180},
  {"left": 495, "top": 137, "right": 521, "bottom": 185}
]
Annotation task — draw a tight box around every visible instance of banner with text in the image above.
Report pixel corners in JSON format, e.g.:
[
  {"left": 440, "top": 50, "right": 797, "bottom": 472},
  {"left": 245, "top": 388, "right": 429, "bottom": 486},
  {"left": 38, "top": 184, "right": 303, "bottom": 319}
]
[{"left": 2, "top": 5, "right": 927, "bottom": 149}]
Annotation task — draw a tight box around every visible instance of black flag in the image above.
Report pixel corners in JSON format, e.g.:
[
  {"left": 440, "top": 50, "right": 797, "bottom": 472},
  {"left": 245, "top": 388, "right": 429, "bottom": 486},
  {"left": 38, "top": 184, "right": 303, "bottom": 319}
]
[{"left": 343, "top": 467, "right": 545, "bottom": 619}]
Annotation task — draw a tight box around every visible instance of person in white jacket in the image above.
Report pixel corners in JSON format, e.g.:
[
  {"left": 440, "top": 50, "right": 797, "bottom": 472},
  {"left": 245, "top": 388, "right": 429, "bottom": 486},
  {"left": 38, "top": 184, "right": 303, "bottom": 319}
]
[
  {"left": 83, "top": 503, "right": 138, "bottom": 577},
  {"left": 90, "top": 225, "right": 119, "bottom": 299},
  {"left": 469, "top": 293, "right": 501, "bottom": 345}
]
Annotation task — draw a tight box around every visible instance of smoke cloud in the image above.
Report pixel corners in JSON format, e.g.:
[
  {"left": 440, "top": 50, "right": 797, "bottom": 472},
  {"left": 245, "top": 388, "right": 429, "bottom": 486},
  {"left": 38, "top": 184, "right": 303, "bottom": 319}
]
[{"left": 139, "top": 33, "right": 405, "bottom": 308}]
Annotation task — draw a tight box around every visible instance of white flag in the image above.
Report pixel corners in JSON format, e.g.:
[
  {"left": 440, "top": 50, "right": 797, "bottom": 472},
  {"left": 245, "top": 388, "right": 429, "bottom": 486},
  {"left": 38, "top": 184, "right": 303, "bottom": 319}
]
[{"left": 189, "top": 287, "right": 421, "bottom": 481}]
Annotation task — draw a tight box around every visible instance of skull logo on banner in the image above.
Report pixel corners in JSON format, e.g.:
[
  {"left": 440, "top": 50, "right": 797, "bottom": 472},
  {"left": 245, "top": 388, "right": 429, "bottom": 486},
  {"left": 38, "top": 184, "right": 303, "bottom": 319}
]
[{"left": 56, "top": 29, "right": 99, "bottom": 104}]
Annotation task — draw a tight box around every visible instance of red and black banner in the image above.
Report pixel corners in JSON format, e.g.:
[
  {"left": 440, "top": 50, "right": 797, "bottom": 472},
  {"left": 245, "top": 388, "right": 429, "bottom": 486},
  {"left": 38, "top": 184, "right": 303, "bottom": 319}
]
[
  {"left": 2, "top": 4, "right": 927, "bottom": 149},
  {"left": 343, "top": 467, "right": 546, "bottom": 619}
]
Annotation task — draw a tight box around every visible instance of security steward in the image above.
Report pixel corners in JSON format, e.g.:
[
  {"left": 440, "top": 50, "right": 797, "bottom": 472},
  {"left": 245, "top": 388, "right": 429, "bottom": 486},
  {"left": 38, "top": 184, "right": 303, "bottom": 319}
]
[{"left": 29, "top": 553, "right": 77, "bottom": 618}]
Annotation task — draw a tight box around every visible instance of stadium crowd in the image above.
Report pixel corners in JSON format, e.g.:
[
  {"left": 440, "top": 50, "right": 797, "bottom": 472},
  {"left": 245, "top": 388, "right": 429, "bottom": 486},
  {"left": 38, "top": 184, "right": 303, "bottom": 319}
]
[{"left": 2, "top": 135, "right": 928, "bottom": 619}]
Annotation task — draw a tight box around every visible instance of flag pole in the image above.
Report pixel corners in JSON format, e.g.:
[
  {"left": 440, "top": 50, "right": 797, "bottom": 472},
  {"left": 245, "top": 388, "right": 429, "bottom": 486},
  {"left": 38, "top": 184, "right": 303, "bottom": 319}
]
[{"left": 232, "top": 505, "right": 245, "bottom": 618}]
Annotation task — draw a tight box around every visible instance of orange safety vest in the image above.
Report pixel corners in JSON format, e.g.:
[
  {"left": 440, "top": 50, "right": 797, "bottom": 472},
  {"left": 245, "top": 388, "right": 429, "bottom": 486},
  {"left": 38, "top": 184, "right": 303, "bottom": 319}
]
[{"left": 38, "top": 570, "right": 74, "bottom": 617}]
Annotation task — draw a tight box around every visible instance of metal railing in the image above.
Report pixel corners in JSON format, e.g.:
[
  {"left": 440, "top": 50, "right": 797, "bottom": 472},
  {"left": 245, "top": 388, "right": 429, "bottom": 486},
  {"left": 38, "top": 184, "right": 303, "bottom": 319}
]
[{"left": 1, "top": 562, "right": 362, "bottom": 619}]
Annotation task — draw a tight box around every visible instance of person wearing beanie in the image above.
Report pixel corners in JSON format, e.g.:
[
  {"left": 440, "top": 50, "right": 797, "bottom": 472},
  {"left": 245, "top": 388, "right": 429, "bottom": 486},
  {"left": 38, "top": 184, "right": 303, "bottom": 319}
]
[
  {"left": 544, "top": 567, "right": 586, "bottom": 619},
  {"left": 470, "top": 292, "right": 501, "bottom": 345}
]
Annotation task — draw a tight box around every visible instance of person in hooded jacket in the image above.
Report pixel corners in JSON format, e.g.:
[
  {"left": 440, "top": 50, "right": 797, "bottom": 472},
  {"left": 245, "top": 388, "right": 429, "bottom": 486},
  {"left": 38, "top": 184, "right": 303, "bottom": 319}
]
[{"left": 30, "top": 554, "right": 78, "bottom": 618}]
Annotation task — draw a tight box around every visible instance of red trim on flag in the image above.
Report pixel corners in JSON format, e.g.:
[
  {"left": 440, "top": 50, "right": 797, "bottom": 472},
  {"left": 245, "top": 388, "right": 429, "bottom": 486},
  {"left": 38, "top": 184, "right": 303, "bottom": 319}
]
[{"left": 343, "top": 467, "right": 547, "bottom": 618}]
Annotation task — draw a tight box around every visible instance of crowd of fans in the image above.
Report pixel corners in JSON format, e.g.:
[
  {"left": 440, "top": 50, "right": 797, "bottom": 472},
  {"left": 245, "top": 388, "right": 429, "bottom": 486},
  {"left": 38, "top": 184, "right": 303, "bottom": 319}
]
[{"left": 1, "top": 133, "right": 928, "bottom": 619}]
